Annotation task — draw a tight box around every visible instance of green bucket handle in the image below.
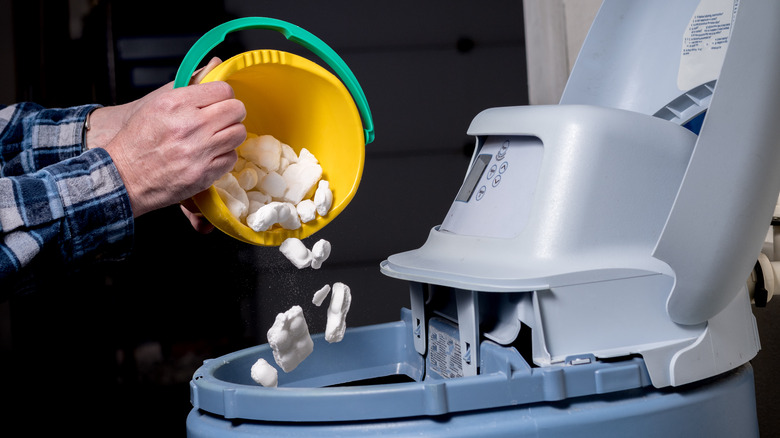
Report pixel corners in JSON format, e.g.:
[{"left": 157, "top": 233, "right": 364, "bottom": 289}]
[{"left": 173, "top": 17, "right": 375, "bottom": 145}]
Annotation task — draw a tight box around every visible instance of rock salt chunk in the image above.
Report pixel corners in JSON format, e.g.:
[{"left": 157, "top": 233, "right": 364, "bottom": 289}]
[
  {"left": 235, "top": 167, "right": 259, "bottom": 191},
  {"left": 312, "top": 284, "right": 331, "bottom": 307},
  {"left": 216, "top": 187, "right": 248, "bottom": 221},
  {"left": 314, "top": 180, "right": 333, "bottom": 216},
  {"left": 279, "top": 157, "right": 291, "bottom": 174},
  {"left": 281, "top": 143, "right": 298, "bottom": 164},
  {"left": 296, "top": 199, "right": 317, "bottom": 223},
  {"left": 233, "top": 157, "right": 246, "bottom": 172},
  {"left": 246, "top": 202, "right": 300, "bottom": 232},
  {"left": 282, "top": 161, "right": 323, "bottom": 205},
  {"left": 259, "top": 171, "right": 287, "bottom": 199},
  {"left": 277, "top": 202, "right": 302, "bottom": 230},
  {"left": 310, "top": 239, "right": 331, "bottom": 269},
  {"left": 217, "top": 134, "right": 332, "bottom": 232},
  {"left": 215, "top": 173, "right": 249, "bottom": 206},
  {"left": 267, "top": 306, "right": 314, "bottom": 372},
  {"left": 239, "top": 134, "right": 281, "bottom": 171},
  {"left": 250, "top": 358, "right": 278, "bottom": 387},
  {"left": 297, "top": 148, "right": 319, "bottom": 164},
  {"left": 247, "top": 190, "right": 272, "bottom": 206},
  {"left": 279, "top": 237, "right": 312, "bottom": 269},
  {"left": 248, "top": 201, "right": 264, "bottom": 217},
  {"left": 247, "top": 202, "right": 282, "bottom": 232},
  {"left": 325, "top": 282, "right": 351, "bottom": 343},
  {"left": 242, "top": 163, "right": 268, "bottom": 191}
]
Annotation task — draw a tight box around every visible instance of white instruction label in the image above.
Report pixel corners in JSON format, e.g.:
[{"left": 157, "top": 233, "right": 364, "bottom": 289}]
[
  {"left": 678, "top": 0, "right": 739, "bottom": 91},
  {"left": 428, "top": 322, "right": 462, "bottom": 379}
]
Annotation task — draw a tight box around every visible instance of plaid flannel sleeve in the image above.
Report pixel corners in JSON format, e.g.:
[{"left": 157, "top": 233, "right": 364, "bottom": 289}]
[{"left": 0, "top": 103, "right": 134, "bottom": 281}]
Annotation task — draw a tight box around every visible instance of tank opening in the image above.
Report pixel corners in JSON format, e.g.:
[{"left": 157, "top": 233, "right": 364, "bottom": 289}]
[{"left": 326, "top": 373, "right": 418, "bottom": 387}]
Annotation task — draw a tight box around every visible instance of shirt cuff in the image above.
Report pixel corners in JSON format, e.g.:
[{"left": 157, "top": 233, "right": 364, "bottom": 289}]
[
  {"left": 54, "top": 147, "right": 134, "bottom": 265},
  {"left": 81, "top": 105, "right": 102, "bottom": 153}
]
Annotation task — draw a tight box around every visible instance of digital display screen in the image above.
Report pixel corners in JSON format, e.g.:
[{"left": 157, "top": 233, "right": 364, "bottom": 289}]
[{"left": 455, "top": 154, "right": 492, "bottom": 202}]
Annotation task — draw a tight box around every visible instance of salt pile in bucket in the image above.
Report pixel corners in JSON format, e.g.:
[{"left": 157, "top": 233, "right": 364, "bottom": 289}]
[{"left": 215, "top": 134, "right": 333, "bottom": 231}]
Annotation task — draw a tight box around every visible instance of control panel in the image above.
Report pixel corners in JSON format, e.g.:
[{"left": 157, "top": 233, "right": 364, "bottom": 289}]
[{"left": 440, "top": 136, "right": 543, "bottom": 239}]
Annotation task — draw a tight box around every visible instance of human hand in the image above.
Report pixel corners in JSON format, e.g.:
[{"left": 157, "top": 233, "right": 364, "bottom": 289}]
[
  {"left": 180, "top": 198, "right": 215, "bottom": 234},
  {"left": 86, "top": 57, "right": 224, "bottom": 150},
  {"left": 103, "top": 79, "right": 246, "bottom": 218},
  {"left": 178, "top": 57, "right": 224, "bottom": 233}
]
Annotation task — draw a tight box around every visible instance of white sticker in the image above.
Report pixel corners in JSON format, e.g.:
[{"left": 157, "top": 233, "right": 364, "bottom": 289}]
[
  {"left": 428, "top": 323, "right": 462, "bottom": 379},
  {"left": 678, "top": 0, "right": 739, "bottom": 91}
]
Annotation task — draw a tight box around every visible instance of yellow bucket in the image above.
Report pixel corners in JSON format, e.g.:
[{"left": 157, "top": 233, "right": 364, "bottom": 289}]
[{"left": 174, "top": 18, "right": 374, "bottom": 246}]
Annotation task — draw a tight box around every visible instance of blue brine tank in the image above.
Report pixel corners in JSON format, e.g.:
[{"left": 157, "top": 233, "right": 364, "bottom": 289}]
[{"left": 187, "top": 0, "right": 780, "bottom": 435}]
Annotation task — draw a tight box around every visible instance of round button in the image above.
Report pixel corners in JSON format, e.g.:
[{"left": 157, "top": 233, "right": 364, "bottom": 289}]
[
  {"left": 476, "top": 186, "right": 487, "bottom": 200},
  {"left": 496, "top": 140, "right": 509, "bottom": 160},
  {"left": 487, "top": 164, "right": 498, "bottom": 179}
]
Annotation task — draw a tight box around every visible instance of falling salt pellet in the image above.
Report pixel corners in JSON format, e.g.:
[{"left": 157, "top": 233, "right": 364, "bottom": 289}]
[
  {"left": 259, "top": 171, "right": 287, "bottom": 199},
  {"left": 311, "top": 239, "right": 331, "bottom": 261},
  {"left": 239, "top": 134, "right": 282, "bottom": 172},
  {"left": 267, "top": 305, "right": 314, "bottom": 372},
  {"left": 314, "top": 180, "right": 333, "bottom": 216},
  {"left": 325, "top": 282, "right": 351, "bottom": 343},
  {"left": 296, "top": 199, "right": 316, "bottom": 223},
  {"left": 279, "top": 237, "right": 312, "bottom": 269},
  {"left": 250, "top": 358, "right": 278, "bottom": 387},
  {"left": 312, "top": 284, "right": 331, "bottom": 307},
  {"left": 310, "top": 239, "right": 331, "bottom": 269},
  {"left": 325, "top": 283, "right": 351, "bottom": 343}
]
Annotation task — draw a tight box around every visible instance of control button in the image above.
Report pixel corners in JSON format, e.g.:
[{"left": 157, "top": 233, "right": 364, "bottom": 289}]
[
  {"left": 486, "top": 164, "right": 498, "bottom": 179},
  {"left": 496, "top": 140, "right": 509, "bottom": 160},
  {"left": 476, "top": 186, "right": 487, "bottom": 201},
  {"left": 499, "top": 162, "right": 508, "bottom": 174},
  {"left": 492, "top": 175, "right": 501, "bottom": 187}
]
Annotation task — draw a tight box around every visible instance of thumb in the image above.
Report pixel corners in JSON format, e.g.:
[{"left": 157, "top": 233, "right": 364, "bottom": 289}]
[{"left": 190, "top": 57, "right": 223, "bottom": 85}]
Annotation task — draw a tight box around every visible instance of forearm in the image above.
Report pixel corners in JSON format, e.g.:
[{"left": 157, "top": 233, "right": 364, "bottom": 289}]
[
  {"left": 0, "top": 103, "right": 100, "bottom": 175},
  {"left": 83, "top": 74, "right": 179, "bottom": 151},
  {"left": 83, "top": 102, "right": 136, "bottom": 151},
  {"left": 0, "top": 148, "right": 134, "bottom": 282}
]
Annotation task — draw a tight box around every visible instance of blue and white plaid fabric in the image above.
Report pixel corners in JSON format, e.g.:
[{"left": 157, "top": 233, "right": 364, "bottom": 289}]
[{"left": 0, "top": 103, "right": 134, "bottom": 284}]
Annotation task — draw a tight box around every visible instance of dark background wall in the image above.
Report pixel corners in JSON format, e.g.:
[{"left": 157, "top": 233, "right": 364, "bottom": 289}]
[
  {"left": 0, "top": 1, "right": 776, "bottom": 436},
  {"left": 0, "top": 0, "right": 526, "bottom": 435}
]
